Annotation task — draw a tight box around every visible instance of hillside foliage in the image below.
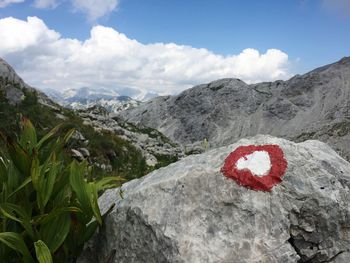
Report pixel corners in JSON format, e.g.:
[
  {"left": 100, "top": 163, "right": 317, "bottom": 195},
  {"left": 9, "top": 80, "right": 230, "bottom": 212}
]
[
  {"left": 0, "top": 78, "right": 149, "bottom": 181},
  {"left": 0, "top": 118, "right": 120, "bottom": 262}
]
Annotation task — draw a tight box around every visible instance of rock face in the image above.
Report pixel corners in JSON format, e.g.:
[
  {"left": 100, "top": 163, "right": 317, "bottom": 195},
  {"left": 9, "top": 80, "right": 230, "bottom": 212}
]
[
  {"left": 79, "top": 135, "right": 350, "bottom": 263},
  {"left": 0, "top": 57, "right": 56, "bottom": 108},
  {"left": 121, "top": 57, "right": 350, "bottom": 160},
  {"left": 0, "top": 58, "right": 29, "bottom": 88}
]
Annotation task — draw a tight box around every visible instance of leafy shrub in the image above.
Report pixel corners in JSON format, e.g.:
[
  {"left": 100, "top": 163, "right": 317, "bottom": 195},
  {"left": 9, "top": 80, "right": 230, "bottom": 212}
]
[{"left": 0, "top": 118, "right": 120, "bottom": 262}]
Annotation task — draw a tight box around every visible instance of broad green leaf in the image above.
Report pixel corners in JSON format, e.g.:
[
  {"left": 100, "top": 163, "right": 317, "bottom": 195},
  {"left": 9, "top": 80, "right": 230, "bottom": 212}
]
[
  {"left": 0, "top": 203, "right": 34, "bottom": 238},
  {"left": 95, "top": 176, "right": 123, "bottom": 192},
  {"left": 19, "top": 118, "right": 37, "bottom": 152},
  {"left": 7, "top": 137, "right": 31, "bottom": 176},
  {"left": 35, "top": 123, "right": 62, "bottom": 150},
  {"left": 69, "top": 161, "right": 92, "bottom": 217},
  {"left": 63, "top": 129, "right": 75, "bottom": 144},
  {"left": 87, "top": 183, "right": 102, "bottom": 224},
  {"left": 51, "top": 164, "right": 70, "bottom": 199},
  {"left": 34, "top": 240, "right": 53, "bottom": 263},
  {"left": 8, "top": 177, "right": 32, "bottom": 199},
  {"left": 40, "top": 212, "right": 71, "bottom": 253},
  {"left": 6, "top": 161, "right": 21, "bottom": 197},
  {"left": 30, "top": 154, "right": 40, "bottom": 191},
  {"left": 0, "top": 232, "right": 33, "bottom": 262},
  {"left": 35, "top": 206, "right": 81, "bottom": 225},
  {"left": 38, "top": 154, "right": 59, "bottom": 209},
  {"left": 0, "top": 156, "right": 8, "bottom": 185},
  {"left": 52, "top": 184, "right": 70, "bottom": 208}
]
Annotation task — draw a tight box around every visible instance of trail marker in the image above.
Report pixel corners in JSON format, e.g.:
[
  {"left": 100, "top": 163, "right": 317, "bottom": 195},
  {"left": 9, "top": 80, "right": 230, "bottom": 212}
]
[{"left": 221, "top": 145, "right": 287, "bottom": 191}]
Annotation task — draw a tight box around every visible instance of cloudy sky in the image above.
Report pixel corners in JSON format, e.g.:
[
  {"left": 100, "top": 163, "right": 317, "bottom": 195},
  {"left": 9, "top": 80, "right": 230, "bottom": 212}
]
[{"left": 0, "top": 0, "right": 349, "bottom": 99}]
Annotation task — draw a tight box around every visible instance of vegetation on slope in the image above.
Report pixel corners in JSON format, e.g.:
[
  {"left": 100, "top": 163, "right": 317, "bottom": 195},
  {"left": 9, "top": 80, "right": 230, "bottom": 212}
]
[{"left": 0, "top": 77, "right": 149, "bottom": 181}]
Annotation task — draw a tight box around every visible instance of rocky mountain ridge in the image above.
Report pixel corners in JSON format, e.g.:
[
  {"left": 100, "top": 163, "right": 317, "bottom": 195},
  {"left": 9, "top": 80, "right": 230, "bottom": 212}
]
[
  {"left": 45, "top": 87, "right": 141, "bottom": 114},
  {"left": 121, "top": 57, "right": 350, "bottom": 160}
]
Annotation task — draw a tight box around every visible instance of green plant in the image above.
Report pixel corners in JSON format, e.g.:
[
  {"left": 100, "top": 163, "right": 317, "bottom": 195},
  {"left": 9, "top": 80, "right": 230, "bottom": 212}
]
[{"left": 0, "top": 118, "right": 121, "bottom": 262}]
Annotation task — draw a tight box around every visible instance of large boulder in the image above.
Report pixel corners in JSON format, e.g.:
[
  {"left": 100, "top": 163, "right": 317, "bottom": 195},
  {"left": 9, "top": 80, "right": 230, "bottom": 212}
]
[{"left": 79, "top": 135, "right": 350, "bottom": 262}]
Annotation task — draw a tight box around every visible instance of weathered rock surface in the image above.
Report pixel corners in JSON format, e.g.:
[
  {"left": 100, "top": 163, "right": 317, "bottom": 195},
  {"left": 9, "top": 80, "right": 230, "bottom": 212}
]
[
  {"left": 79, "top": 135, "right": 350, "bottom": 263},
  {"left": 4, "top": 84, "right": 25, "bottom": 105},
  {"left": 121, "top": 57, "right": 350, "bottom": 160}
]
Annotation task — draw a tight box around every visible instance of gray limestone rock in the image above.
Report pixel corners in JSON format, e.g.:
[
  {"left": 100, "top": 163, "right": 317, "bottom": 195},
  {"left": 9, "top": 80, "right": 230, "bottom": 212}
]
[
  {"left": 120, "top": 57, "right": 350, "bottom": 162},
  {"left": 78, "top": 148, "right": 90, "bottom": 158},
  {"left": 72, "top": 130, "right": 87, "bottom": 142},
  {"left": 4, "top": 84, "right": 25, "bottom": 105},
  {"left": 0, "top": 58, "right": 28, "bottom": 89},
  {"left": 71, "top": 149, "right": 85, "bottom": 161},
  {"left": 79, "top": 135, "right": 350, "bottom": 263}
]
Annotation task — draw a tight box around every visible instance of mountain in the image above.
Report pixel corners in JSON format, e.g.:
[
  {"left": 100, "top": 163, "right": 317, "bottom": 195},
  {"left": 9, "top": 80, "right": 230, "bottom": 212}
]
[
  {"left": 45, "top": 87, "right": 141, "bottom": 114},
  {"left": 120, "top": 57, "right": 350, "bottom": 160},
  {"left": 0, "top": 57, "right": 180, "bottom": 181}
]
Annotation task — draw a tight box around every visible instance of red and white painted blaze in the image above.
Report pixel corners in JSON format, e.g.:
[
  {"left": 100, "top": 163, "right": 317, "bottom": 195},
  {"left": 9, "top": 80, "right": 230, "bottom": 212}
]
[
  {"left": 221, "top": 145, "right": 287, "bottom": 191},
  {"left": 236, "top": 150, "right": 271, "bottom": 176}
]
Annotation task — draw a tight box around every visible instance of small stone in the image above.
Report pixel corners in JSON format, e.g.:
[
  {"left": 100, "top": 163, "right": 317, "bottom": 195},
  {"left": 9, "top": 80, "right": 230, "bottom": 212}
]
[
  {"left": 71, "top": 149, "right": 84, "bottom": 161},
  {"left": 78, "top": 148, "right": 90, "bottom": 158}
]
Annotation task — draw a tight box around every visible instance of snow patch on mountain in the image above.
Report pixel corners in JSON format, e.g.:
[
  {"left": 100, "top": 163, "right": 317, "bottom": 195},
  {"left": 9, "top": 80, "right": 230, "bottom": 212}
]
[{"left": 45, "top": 87, "right": 141, "bottom": 113}]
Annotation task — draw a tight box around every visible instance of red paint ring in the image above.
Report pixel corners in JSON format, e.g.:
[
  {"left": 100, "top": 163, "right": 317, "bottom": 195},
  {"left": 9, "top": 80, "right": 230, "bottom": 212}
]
[{"left": 221, "top": 145, "right": 287, "bottom": 191}]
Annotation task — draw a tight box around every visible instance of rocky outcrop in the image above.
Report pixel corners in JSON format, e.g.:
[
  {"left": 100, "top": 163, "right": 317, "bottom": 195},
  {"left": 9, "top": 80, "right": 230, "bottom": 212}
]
[
  {"left": 76, "top": 105, "right": 183, "bottom": 168},
  {"left": 0, "top": 58, "right": 29, "bottom": 89},
  {"left": 0, "top": 57, "right": 57, "bottom": 108},
  {"left": 79, "top": 135, "right": 350, "bottom": 262},
  {"left": 121, "top": 57, "right": 350, "bottom": 160},
  {"left": 4, "top": 84, "right": 25, "bottom": 105}
]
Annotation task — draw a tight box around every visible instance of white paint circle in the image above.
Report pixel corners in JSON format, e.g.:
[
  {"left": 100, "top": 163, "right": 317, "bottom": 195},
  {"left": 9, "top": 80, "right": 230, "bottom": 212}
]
[{"left": 235, "top": 150, "right": 271, "bottom": 177}]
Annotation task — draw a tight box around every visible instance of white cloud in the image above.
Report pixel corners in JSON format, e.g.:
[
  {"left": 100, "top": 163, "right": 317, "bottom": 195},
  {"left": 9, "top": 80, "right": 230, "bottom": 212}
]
[
  {"left": 72, "top": 0, "right": 119, "bottom": 21},
  {"left": 31, "top": 0, "right": 118, "bottom": 20},
  {"left": 0, "top": 17, "right": 60, "bottom": 53},
  {"left": 33, "top": 0, "right": 59, "bottom": 9},
  {"left": 322, "top": 0, "right": 350, "bottom": 17},
  {"left": 0, "top": 16, "right": 292, "bottom": 99},
  {"left": 0, "top": 0, "right": 24, "bottom": 8}
]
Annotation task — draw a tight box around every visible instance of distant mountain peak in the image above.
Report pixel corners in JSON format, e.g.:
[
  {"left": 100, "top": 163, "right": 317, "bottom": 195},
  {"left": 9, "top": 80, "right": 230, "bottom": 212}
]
[{"left": 45, "top": 87, "right": 141, "bottom": 114}]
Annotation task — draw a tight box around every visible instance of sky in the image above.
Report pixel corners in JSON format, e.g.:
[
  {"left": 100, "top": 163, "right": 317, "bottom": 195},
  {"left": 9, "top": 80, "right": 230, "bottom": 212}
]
[{"left": 0, "top": 0, "right": 349, "bottom": 99}]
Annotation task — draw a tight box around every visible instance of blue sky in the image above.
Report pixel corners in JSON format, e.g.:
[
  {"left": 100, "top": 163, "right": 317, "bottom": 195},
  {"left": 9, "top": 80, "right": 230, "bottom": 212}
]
[{"left": 0, "top": 0, "right": 349, "bottom": 98}]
